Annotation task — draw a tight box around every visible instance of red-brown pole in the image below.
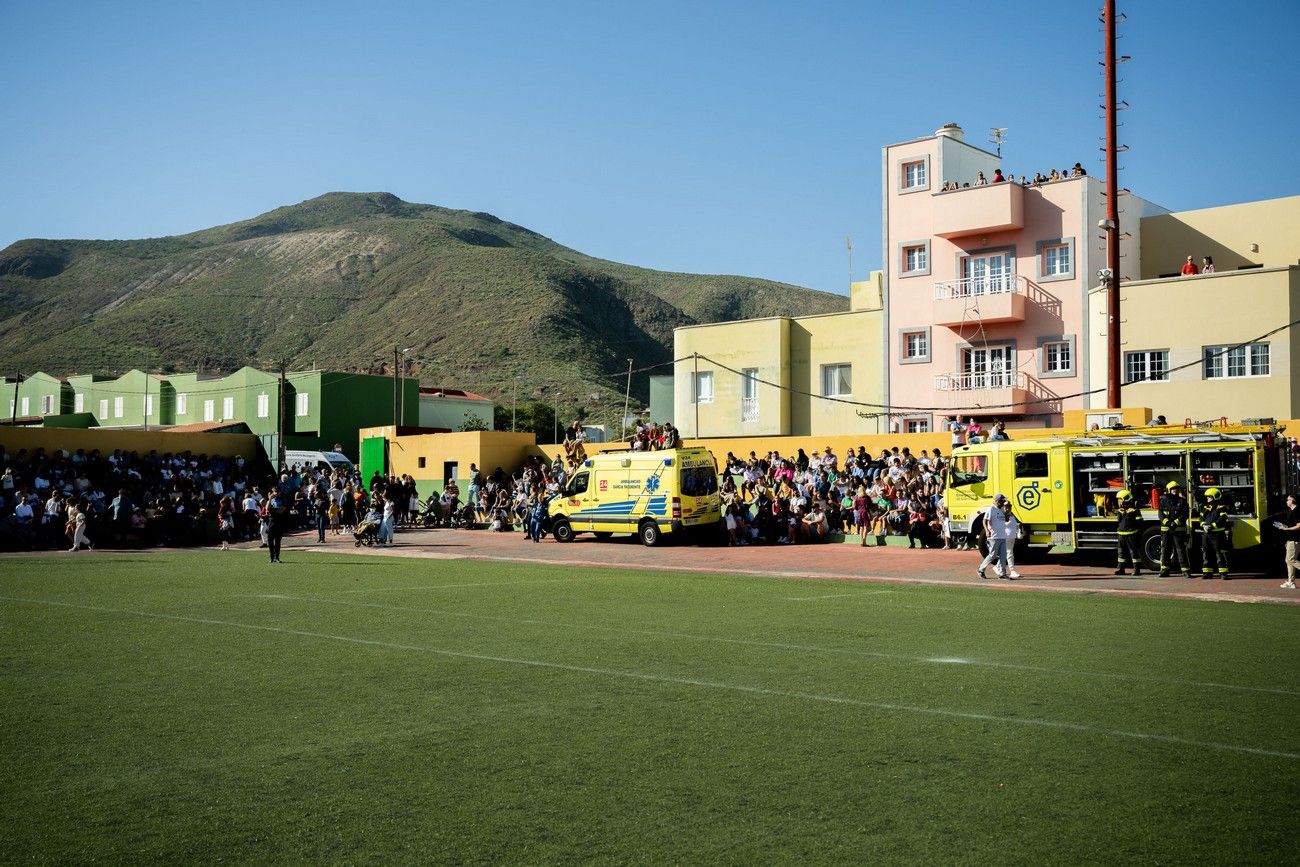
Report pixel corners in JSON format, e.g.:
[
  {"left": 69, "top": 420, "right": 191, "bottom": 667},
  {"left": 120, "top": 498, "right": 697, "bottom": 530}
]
[{"left": 1104, "top": 0, "right": 1122, "bottom": 409}]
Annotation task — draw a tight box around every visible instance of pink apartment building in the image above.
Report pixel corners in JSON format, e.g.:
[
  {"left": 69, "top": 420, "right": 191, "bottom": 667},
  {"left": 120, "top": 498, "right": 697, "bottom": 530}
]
[{"left": 881, "top": 124, "right": 1164, "bottom": 430}]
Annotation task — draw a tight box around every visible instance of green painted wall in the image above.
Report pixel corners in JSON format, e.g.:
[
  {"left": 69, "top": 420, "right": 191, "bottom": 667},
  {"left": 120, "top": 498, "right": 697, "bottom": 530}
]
[
  {"left": 418, "top": 395, "right": 495, "bottom": 431},
  {"left": 73, "top": 370, "right": 175, "bottom": 428},
  {"left": 648, "top": 375, "right": 674, "bottom": 425},
  {"left": 4, "top": 372, "right": 71, "bottom": 419}
]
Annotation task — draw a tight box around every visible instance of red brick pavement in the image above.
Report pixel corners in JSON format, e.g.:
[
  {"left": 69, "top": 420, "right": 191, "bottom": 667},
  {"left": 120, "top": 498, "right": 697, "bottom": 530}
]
[{"left": 272, "top": 526, "right": 1300, "bottom": 606}]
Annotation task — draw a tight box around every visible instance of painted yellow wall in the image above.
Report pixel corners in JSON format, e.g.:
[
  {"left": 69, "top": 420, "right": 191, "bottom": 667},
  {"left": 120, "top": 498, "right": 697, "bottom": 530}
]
[
  {"left": 0, "top": 426, "right": 260, "bottom": 459},
  {"left": 358, "top": 427, "right": 538, "bottom": 494},
  {"left": 850, "top": 270, "right": 884, "bottom": 312},
  {"left": 675, "top": 317, "right": 791, "bottom": 437},
  {"left": 1102, "top": 267, "right": 1298, "bottom": 421},
  {"left": 1140, "top": 195, "right": 1300, "bottom": 279},
  {"left": 673, "top": 307, "right": 884, "bottom": 439}
]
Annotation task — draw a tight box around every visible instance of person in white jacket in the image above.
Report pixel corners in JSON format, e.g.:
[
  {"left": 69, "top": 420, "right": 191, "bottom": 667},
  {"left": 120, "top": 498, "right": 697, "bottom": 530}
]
[{"left": 978, "top": 495, "right": 1021, "bottom": 579}]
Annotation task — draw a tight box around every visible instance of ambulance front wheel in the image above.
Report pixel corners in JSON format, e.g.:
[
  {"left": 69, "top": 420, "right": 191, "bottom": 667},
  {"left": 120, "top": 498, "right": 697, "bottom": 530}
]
[
  {"left": 639, "top": 520, "right": 662, "bottom": 547},
  {"left": 552, "top": 519, "right": 575, "bottom": 543}
]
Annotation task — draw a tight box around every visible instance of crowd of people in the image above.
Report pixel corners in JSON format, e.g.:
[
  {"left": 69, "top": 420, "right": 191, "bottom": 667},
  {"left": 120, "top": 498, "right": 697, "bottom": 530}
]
[{"left": 940, "top": 162, "right": 1088, "bottom": 192}]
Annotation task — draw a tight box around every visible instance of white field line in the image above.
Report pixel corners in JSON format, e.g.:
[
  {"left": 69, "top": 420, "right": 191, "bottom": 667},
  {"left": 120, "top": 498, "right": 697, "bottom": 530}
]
[
  {"left": 333, "top": 575, "right": 625, "bottom": 593},
  {"left": 2, "top": 594, "right": 1294, "bottom": 761},
  {"left": 242, "top": 594, "right": 1300, "bottom": 698},
  {"left": 782, "top": 592, "right": 893, "bottom": 601}
]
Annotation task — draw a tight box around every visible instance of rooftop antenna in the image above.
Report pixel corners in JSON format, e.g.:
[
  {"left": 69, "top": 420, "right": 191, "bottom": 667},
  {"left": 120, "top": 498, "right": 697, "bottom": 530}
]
[
  {"left": 989, "top": 127, "right": 1008, "bottom": 157},
  {"left": 845, "top": 235, "right": 853, "bottom": 291}
]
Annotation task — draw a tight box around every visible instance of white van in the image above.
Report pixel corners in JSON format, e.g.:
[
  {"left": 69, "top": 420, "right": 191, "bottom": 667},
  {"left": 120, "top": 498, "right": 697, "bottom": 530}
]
[{"left": 283, "top": 449, "right": 356, "bottom": 474}]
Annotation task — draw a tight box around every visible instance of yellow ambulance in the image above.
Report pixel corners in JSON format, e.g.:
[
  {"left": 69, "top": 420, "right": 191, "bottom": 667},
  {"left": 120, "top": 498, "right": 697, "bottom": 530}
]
[
  {"left": 945, "top": 424, "right": 1297, "bottom": 569},
  {"left": 548, "top": 447, "right": 722, "bottom": 545}
]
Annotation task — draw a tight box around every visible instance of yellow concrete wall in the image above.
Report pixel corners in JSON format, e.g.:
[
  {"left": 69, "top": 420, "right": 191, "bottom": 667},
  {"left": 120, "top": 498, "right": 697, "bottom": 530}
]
[
  {"left": 358, "top": 427, "right": 538, "bottom": 493},
  {"left": 0, "top": 426, "right": 260, "bottom": 459},
  {"left": 791, "top": 309, "right": 884, "bottom": 437},
  {"left": 1111, "top": 267, "right": 1297, "bottom": 421},
  {"left": 850, "top": 270, "right": 884, "bottom": 312},
  {"left": 675, "top": 318, "right": 791, "bottom": 437},
  {"left": 1140, "top": 195, "right": 1300, "bottom": 279}
]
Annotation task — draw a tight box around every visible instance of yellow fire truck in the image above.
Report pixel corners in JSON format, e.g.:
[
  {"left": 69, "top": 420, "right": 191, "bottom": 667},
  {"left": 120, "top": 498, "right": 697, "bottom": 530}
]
[{"left": 945, "top": 424, "right": 1299, "bottom": 569}]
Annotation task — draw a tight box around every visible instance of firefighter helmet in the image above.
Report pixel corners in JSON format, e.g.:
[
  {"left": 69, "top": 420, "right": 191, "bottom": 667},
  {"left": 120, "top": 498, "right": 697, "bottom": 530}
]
[
  {"left": 1165, "top": 480, "right": 1183, "bottom": 491},
  {"left": 1116, "top": 489, "right": 1133, "bottom": 502},
  {"left": 1205, "top": 487, "right": 1222, "bottom": 501}
]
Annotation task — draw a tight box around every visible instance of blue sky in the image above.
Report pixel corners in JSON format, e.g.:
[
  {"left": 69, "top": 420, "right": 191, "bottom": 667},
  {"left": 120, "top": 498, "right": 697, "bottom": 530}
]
[{"left": 2, "top": 0, "right": 1297, "bottom": 295}]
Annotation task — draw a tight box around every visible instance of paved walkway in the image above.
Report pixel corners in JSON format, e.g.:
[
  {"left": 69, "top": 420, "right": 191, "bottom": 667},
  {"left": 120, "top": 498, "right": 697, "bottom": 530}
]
[{"left": 259, "top": 526, "right": 1300, "bottom": 606}]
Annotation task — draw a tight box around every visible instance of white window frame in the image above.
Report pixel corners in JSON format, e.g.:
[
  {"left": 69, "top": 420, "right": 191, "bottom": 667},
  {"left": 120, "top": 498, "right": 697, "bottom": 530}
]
[
  {"left": 740, "top": 368, "right": 758, "bottom": 421},
  {"left": 1042, "top": 243, "right": 1071, "bottom": 276},
  {"left": 144, "top": 394, "right": 154, "bottom": 418},
  {"left": 99, "top": 399, "right": 109, "bottom": 419},
  {"left": 903, "top": 417, "right": 930, "bottom": 433},
  {"left": 821, "top": 363, "right": 852, "bottom": 397},
  {"left": 902, "top": 159, "right": 927, "bottom": 190},
  {"left": 203, "top": 399, "right": 215, "bottom": 422},
  {"left": 20, "top": 396, "right": 30, "bottom": 416},
  {"left": 1125, "top": 350, "right": 1169, "bottom": 383},
  {"left": 692, "top": 371, "right": 714, "bottom": 405},
  {"left": 1204, "top": 343, "right": 1270, "bottom": 380},
  {"left": 1043, "top": 340, "right": 1071, "bottom": 373},
  {"left": 257, "top": 392, "right": 270, "bottom": 419},
  {"left": 74, "top": 393, "right": 84, "bottom": 413},
  {"left": 903, "top": 244, "right": 928, "bottom": 274},
  {"left": 41, "top": 394, "right": 54, "bottom": 415},
  {"left": 296, "top": 392, "right": 309, "bottom": 416},
  {"left": 177, "top": 393, "right": 188, "bottom": 416},
  {"left": 904, "top": 330, "right": 928, "bottom": 360},
  {"left": 222, "top": 397, "right": 235, "bottom": 420},
  {"left": 113, "top": 396, "right": 124, "bottom": 418}
]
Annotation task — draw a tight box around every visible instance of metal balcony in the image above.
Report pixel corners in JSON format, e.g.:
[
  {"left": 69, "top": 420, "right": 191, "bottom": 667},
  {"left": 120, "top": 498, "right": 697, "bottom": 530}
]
[
  {"left": 932, "top": 275, "right": 1027, "bottom": 326},
  {"left": 931, "top": 370, "right": 1032, "bottom": 413}
]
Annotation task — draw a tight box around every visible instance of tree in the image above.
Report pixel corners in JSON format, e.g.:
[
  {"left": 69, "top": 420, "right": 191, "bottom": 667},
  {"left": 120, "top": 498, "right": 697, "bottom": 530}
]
[
  {"left": 493, "top": 400, "right": 558, "bottom": 440},
  {"left": 459, "top": 412, "right": 490, "bottom": 432}
]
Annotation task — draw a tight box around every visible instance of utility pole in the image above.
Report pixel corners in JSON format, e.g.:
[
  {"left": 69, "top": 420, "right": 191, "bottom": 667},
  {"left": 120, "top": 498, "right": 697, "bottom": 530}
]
[
  {"left": 277, "top": 359, "right": 287, "bottom": 473},
  {"left": 1103, "top": 0, "right": 1122, "bottom": 409},
  {"left": 512, "top": 381, "right": 517, "bottom": 433},
  {"left": 553, "top": 393, "right": 561, "bottom": 444},
  {"left": 392, "top": 346, "right": 400, "bottom": 429},
  {"left": 693, "top": 353, "right": 700, "bottom": 440},
  {"left": 622, "top": 358, "right": 633, "bottom": 442},
  {"left": 143, "top": 371, "right": 149, "bottom": 432},
  {"left": 9, "top": 370, "right": 18, "bottom": 426}
]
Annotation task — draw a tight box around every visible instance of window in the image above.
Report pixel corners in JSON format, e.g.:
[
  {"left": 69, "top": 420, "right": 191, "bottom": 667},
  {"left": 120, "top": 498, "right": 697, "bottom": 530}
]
[
  {"left": 1125, "top": 350, "right": 1168, "bottom": 383},
  {"left": 902, "top": 159, "right": 927, "bottom": 190},
  {"left": 74, "top": 393, "right": 84, "bottom": 413},
  {"left": 903, "top": 330, "right": 929, "bottom": 360},
  {"left": 1014, "top": 452, "right": 1049, "bottom": 477},
  {"left": 113, "top": 397, "right": 123, "bottom": 418},
  {"left": 1043, "top": 340, "right": 1071, "bottom": 374},
  {"left": 822, "top": 363, "right": 852, "bottom": 397},
  {"left": 566, "top": 472, "right": 590, "bottom": 496},
  {"left": 904, "top": 417, "right": 930, "bottom": 433},
  {"left": 20, "top": 397, "right": 30, "bottom": 416},
  {"left": 257, "top": 393, "right": 270, "bottom": 419},
  {"left": 177, "top": 393, "right": 188, "bottom": 415},
  {"left": 203, "top": 399, "right": 215, "bottom": 422},
  {"left": 903, "top": 244, "right": 928, "bottom": 274},
  {"left": 740, "top": 368, "right": 758, "bottom": 421},
  {"left": 1042, "top": 243, "right": 1071, "bottom": 276},
  {"left": 1204, "top": 343, "right": 1269, "bottom": 379},
  {"left": 417, "top": 457, "right": 427, "bottom": 469},
  {"left": 222, "top": 397, "right": 235, "bottom": 419},
  {"left": 99, "top": 399, "right": 109, "bottom": 419},
  {"left": 296, "top": 393, "right": 309, "bottom": 416},
  {"left": 682, "top": 467, "right": 719, "bottom": 497},
  {"left": 41, "top": 394, "right": 54, "bottom": 415},
  {"left": 144, "top": 394, "right": 154, "bottom": 417},
  {"left": 950, "top": 455, "right": 988, "bottom": 487},
  {"left": 692, "top": 372, "right": 714, "bottom": 404}
]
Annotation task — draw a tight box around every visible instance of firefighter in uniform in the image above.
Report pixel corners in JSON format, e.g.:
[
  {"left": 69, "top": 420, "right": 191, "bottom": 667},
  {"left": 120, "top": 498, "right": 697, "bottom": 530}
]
[
  {"left": 1200, "top": 488, "right": 1232, "bottom": 578},
  {"left": 1114, "top": 489, "right": 1144, "bottom": 576},
  {"left": 1157, "top": 480, "right": 1191, "bottom": 577}
]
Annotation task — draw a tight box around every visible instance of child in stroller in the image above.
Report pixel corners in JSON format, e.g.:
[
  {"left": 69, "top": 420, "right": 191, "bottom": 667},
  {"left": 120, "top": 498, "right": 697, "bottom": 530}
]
[{"left": 354, "top": 507, "right": 382, "bottom": 546}]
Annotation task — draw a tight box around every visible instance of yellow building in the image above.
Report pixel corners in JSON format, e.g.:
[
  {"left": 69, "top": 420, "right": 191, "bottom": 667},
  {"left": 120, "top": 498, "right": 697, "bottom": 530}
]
[
  {"left": 1086, "top": 195, "right": 1300, "bottom": 422},
  {"left": 673, "top": 272, "right": 885, "bottom": 438}
]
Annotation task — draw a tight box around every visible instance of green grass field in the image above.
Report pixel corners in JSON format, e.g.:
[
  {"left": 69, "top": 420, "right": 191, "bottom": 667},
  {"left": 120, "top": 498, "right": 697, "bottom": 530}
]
[{"left": 2, "top": 551, "right": 1297, "bottom": 864}]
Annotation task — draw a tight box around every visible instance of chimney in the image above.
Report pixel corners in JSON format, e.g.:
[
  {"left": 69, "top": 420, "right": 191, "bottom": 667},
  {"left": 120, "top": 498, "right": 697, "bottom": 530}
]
[{"left": 935, "top": 123, "right": 964, "bottom": 142}]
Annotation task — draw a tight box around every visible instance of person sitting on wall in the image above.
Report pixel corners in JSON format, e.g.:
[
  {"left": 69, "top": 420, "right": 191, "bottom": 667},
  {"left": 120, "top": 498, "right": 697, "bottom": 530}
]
[
  {"left": 1071, "top": 162, "right": 1087, "bottom": 177},
  {"left": 992, "top": 169, "right": 1006, "bottom": 183},
  {"left": 974, "top": 171, "right": 988, "bottom": 186}
]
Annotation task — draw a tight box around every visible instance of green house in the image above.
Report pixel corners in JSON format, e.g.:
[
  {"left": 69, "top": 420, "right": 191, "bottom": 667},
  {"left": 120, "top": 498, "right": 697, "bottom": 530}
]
[
  {"left": 68, "top": 370, "right": 174, "bottom": 428},
  {"left": 3, "top": 372, "right": 72, "bottom": 420}
]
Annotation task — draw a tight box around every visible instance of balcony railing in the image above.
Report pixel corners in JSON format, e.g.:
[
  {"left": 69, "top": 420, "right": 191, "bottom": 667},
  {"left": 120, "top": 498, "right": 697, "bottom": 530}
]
[
  {"left": 933, "top": 273, "right": 1024, "bottom": 300},
  {"left": 740, "top": 397, "right": 759, "bottom": 422},
  {"left": 934, "top": 371, "right": 1027, "bottom": 392}
]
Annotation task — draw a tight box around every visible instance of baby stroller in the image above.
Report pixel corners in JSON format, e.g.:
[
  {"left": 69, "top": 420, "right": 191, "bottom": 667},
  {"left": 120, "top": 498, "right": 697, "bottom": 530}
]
[
  {"left": 354, "top": 511, "right": 382, "bottom": 547},
  {"left": 418, "top": 496, "right": 443, "bottom": 528},
  {"left": 446, "top": 500, "right": 478, "bottom": 530}
]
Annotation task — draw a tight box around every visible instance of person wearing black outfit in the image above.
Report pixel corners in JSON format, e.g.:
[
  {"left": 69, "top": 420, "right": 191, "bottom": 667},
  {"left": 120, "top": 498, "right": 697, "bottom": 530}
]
[
  {"left": 1114, "top": 489, "right": 1144, "bottom": 576},
  {"left": 313, "top": 484, "right": 329, "bottom": 543},
  {"left": 1158, "top": 480, "right": 1191, "bottom": 577},
  {"left": 1199, "top": 489, "right": 1232, "bottom": 578},
  {"left": 267, "top": 489, "right": 288, "bottom": 563}
]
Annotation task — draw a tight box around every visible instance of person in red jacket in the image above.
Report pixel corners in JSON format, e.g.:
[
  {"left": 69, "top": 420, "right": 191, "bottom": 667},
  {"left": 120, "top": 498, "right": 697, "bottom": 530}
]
[{"left": 1180, "top": 255, "right": 1199, "bottom": 276}]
